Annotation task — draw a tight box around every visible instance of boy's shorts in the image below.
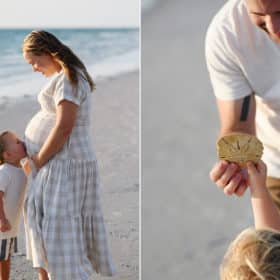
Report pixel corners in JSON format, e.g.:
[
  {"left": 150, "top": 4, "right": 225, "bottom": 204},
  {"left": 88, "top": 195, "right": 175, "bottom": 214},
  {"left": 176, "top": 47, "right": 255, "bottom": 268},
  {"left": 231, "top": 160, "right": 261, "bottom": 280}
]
[{"left": 0, "top": 237, "right": 17, "bottom": 261}]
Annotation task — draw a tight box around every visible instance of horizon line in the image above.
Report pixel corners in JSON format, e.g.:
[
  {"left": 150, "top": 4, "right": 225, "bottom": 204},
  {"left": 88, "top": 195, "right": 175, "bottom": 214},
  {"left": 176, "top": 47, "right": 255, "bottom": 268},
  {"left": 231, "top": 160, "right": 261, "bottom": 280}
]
[{"left": 0, "top": 26, "right": 139, "bottom": 30}]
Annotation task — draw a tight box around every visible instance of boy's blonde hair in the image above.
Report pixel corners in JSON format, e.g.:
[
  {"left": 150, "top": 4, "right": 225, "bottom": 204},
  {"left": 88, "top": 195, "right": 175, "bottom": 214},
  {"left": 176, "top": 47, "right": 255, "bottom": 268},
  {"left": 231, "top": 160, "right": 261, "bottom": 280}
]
[
  {"left": 220, "top": 227, "right": 280, "bottom": 280},
  {"left": 22, "top": 30, "right": 95, "bottom": 92},
  {"left": 0, "top": 131, "right": 9, "bottom": 165}
]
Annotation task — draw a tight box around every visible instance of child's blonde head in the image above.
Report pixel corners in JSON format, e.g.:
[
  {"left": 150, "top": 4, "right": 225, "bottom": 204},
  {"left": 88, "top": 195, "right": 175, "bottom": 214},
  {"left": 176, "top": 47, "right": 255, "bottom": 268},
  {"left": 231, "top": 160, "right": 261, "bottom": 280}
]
[
  {"left": 0, "top": 131, "right": 9, "bottom": 165},
  {"left": 220, "top": 227, "right": 280, "bottom": 280}
]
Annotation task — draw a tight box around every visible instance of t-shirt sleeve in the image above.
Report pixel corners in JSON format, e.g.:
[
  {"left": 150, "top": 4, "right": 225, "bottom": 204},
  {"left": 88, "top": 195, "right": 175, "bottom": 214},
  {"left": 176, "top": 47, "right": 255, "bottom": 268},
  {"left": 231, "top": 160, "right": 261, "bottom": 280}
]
[
  {"left": 0, "top": 170, "right": 11, "bottom": 193},
  {"left": 53, "top": 74, "right": 86, "bottom": 106},
  {"left": 205, "top": 25, "right": 252, "bottom": 100}
]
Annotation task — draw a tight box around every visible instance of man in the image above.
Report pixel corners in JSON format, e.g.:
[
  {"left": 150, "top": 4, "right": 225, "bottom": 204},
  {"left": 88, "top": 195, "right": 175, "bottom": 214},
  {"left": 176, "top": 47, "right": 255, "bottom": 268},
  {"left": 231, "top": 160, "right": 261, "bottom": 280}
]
[{"left": 205, "top": 0, "right": 280, "bottom": 209}]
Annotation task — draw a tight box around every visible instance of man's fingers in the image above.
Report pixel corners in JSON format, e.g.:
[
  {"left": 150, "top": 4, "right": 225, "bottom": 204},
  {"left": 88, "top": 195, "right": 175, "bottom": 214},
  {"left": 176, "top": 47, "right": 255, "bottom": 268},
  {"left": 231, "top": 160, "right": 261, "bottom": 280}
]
[
  {"left": 216, "top": 163, "right": 239, "bottom": 188},
  {"left": 223, "top": 173, "right": 242, "bottom": 195},
  {"left": 209, "top": 161, "right": 228, "bottom": 182},
  {"left": 234, "top": 181, "right": 248, "bottom": 197}
]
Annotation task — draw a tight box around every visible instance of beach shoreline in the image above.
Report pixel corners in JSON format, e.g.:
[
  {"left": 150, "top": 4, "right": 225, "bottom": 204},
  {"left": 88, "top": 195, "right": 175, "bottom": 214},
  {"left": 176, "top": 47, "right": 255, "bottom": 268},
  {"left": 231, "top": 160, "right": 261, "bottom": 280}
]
[
  {"left": 0, "top": 69, "right": 139, "bottom": 103},
  {"left": 0, "top": 71, "right": 139, "bottom": 279},
  {"left": 0, "top": 28, "right": 139, "bottom": 99}
]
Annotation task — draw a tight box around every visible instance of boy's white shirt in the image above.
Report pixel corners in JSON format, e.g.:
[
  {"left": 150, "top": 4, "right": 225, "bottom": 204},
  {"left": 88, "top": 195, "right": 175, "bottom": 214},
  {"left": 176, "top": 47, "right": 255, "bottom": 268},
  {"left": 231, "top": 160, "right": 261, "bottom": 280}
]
[
  {"left": 205, "top": 0, "right": 280, "bottom": 177},
  {"left": 0, "top": 163, "right": 27, "bottom": 239}
]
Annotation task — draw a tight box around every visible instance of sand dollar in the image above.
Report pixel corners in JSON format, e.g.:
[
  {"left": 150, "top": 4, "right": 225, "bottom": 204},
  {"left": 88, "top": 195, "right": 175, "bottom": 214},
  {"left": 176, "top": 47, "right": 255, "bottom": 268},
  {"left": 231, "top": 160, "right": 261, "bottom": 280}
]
[{"left": 217, "top": 133, "right": 263, "bottom": 167}]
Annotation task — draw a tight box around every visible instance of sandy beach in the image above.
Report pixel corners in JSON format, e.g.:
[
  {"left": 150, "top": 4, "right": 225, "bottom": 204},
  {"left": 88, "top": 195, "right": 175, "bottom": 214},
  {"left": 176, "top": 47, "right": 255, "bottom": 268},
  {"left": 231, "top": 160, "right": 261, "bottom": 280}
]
[
  {"left": 0, "top": 71, "right": 139, "bottom": 279},
  {"left": 142, "top": 1, "right": 254, "bottom": 279}
]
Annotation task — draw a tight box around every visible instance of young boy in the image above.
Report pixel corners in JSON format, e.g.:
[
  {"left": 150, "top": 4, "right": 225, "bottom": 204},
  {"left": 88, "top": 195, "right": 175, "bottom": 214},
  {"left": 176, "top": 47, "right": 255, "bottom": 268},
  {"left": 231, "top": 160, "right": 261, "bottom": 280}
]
[
  {"left": 0, "top": 131, "right": 27, "bottom": 280},
  {"left": 220, "top": 160, "right": 280, "bottom": 279}
]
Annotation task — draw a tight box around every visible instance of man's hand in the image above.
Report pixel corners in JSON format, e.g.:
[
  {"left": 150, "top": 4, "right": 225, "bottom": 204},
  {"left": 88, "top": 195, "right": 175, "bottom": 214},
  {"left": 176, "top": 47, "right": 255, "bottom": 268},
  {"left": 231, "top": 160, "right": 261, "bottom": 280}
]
[
  {"left": 0, "top": 217, "right": 11, "bottom": 232},
  {"left": 210, "top": 160, "right": 248, "bottom": 196}
]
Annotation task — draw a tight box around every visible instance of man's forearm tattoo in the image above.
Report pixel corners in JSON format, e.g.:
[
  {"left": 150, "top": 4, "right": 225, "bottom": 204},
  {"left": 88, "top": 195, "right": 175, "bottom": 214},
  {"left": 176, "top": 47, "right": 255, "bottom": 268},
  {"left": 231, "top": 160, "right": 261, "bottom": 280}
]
[{"left": 240, "top": 95, "right": 251, "bottom": 121}]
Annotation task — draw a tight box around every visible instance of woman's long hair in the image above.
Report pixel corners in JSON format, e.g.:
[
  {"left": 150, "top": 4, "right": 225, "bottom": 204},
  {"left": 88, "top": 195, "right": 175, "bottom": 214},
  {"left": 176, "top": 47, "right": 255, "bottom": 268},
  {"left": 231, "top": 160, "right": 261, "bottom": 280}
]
[{"left": 22, "top": 30, "right": 95, "bottom": 91}]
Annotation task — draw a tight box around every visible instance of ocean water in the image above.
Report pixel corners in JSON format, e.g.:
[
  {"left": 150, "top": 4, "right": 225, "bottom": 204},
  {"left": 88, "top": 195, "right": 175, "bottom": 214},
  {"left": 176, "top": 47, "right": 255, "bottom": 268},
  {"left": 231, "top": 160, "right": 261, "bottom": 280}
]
[{"left": 0, "top": 28, "right": 139, "bottom": 98}]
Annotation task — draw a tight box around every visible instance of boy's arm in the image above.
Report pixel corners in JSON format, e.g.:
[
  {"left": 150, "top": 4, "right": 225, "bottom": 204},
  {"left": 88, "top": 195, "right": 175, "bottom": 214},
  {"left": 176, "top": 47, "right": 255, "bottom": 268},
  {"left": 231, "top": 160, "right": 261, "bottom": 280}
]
[
  {"left": 0, "top": 192, "right": 11, "bottom": 232},
  {"left": 247, "top": 161, "right": 280, "bottom": 231},
  {"left": 20, "top": 158, "right": 31, "bottom": 176}
]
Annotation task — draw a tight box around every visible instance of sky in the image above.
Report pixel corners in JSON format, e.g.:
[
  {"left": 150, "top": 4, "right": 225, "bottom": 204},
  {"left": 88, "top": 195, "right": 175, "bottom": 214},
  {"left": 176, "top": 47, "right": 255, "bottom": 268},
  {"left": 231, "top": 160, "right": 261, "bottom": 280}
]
[{"left": 0, "top": 0, "right": 139, "bottom": 28}]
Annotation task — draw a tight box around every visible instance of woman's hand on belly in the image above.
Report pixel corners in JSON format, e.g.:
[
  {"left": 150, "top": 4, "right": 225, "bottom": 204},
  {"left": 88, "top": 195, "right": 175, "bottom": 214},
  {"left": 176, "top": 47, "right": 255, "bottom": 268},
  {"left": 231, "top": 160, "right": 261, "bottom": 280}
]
[
  {"left": 33, "top": 101, "right": 78, "bottom": 167},
  {"left": 31, "top": 153, "right": 42, "bottom": 170}
]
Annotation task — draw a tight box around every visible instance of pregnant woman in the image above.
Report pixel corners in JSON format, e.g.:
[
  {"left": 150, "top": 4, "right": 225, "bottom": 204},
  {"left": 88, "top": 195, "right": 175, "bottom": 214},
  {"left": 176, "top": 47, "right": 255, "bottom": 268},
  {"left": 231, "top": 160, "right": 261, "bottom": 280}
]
[{"left": 22, "top": 30, "right": 115, "bottom": 280}]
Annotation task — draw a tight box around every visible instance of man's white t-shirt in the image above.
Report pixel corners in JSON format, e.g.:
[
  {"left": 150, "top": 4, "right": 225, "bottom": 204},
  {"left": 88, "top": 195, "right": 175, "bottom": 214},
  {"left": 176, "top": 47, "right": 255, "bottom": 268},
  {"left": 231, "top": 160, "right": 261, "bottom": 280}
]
[
  {"left": 205, "top": 0, "right": 280, "bottom": 177},
  {"left": 0, "top": 163, "right": 27, "bottom": 239}
]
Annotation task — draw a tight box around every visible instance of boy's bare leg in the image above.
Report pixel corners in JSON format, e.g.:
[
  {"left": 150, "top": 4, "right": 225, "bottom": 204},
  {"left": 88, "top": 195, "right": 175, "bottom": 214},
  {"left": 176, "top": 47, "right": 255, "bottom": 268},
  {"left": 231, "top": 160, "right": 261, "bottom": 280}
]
[
  {"left": 0, "top": 257, "right": 10, "bottom": 280},
  {"left": 38, "top": 267, "right": 49, "bottom": 280}
]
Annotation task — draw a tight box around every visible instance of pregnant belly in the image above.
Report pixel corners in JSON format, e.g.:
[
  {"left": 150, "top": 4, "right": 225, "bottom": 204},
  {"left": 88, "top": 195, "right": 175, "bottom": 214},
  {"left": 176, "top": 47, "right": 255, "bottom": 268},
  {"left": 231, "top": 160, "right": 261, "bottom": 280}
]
[{"left": 25, "top": 111, "right": 55, "bottom": 154}]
